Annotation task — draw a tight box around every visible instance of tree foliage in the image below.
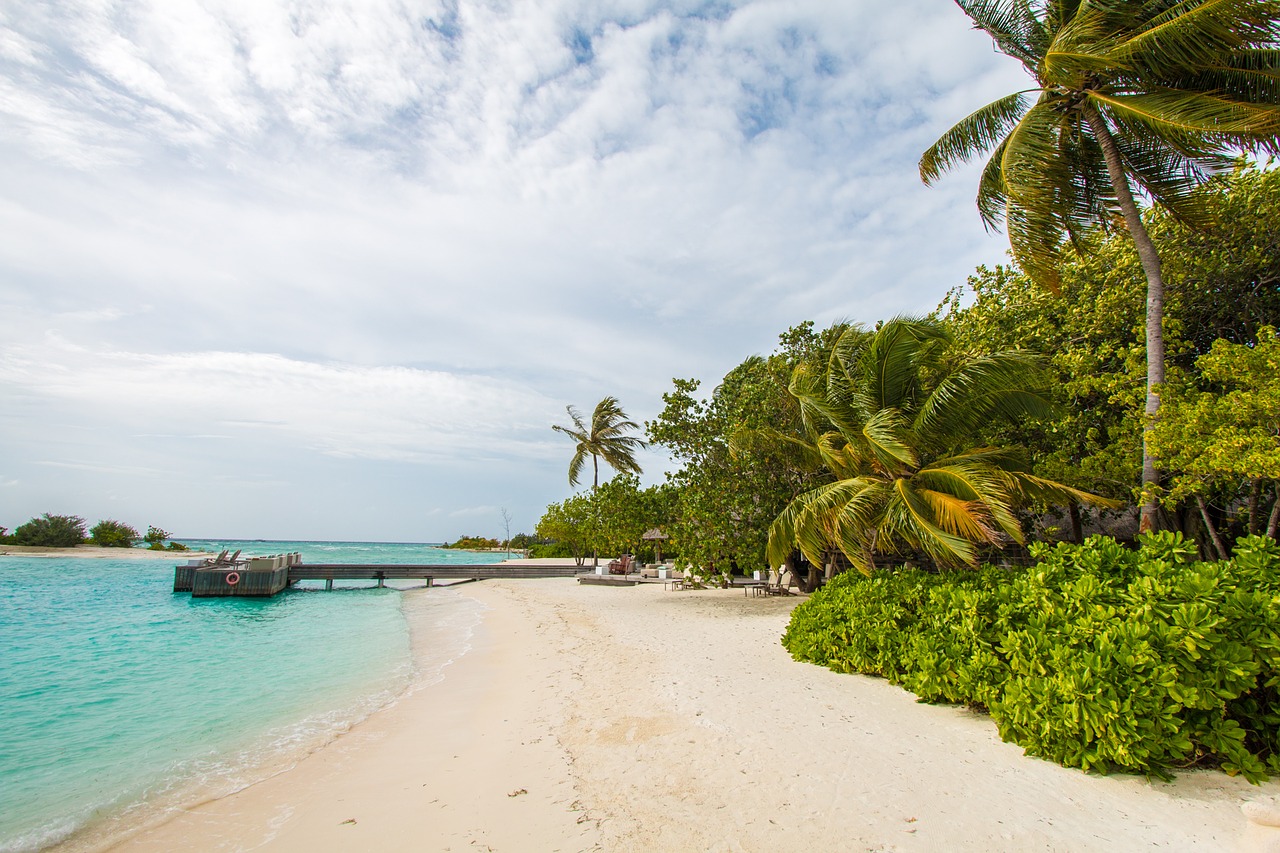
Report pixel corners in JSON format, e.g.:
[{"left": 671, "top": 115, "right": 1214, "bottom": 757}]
[
  {"left": 552, "top": 396, "right": 646, "bottom": 490},
  {"left": 923, "top": 0, "right": 1280, "bottom": 531},
  {"left": 648, "top": 322, "right": 843, "bottom": 578},
  {"left": 534, "top": 476, "right": 674, "bottom": 566},
  {"left": 938, "top": 164, "right": 1280, "bottom": 548},
  {"left": 90, "top": 519, "right": 139, "bottom": 548},
  {"left": 767, "top": 318, "right": 1112, "bottom": 573},
  {"left": 13, "top": 513, "right": 87, "bottom": 547}
]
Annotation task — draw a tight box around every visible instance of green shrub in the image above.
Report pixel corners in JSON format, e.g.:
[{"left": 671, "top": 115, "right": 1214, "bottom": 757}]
[
  {"left": 90, "top": 519, "right": 140, "bottom": 548},
  {"left": 143, "top": 526, "right": 186, "bottom": 550},
  {"left": 781, "top": 533, "right": 1280, "bottom": 781},
  {"left": 529, "top": 542, "right": 575, "bottom": 559},
  {"left": 12, "top": 513, "right": 88, "bottom": 547}
]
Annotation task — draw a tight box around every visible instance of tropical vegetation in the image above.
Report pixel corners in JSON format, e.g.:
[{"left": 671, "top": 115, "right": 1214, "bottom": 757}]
[
  {"left": 11, "top": 513, "right": 88, "bottom": 547},
  {"left": 0, "top": 516, "right": 187, "bottom": 549},
  {"left": 765, "top": 318, "right": 1115, "bottom": 574},
  {"left": 552, "top": 396, "right": 647, "bottom": 567},
  {"left": 552, "top": 396, "right": 646, "bottom": 492},
  {"left": 783, "top": 533, "right": 1280, "bottom": 781},
  {"left": 90, "top": 520, "right": 140, "bottom": 548},
  {"left": 921, "top": 0, "right": 1280, "bottom": 532},
  {"left": 522, "top": 49, "right": 1280, "bottom": 784},
  {"left": 441, "top": 535, "right": 503, "bottom": 550}
]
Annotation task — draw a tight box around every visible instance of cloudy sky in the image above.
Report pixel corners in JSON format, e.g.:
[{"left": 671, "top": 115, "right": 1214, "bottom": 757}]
[{"left": 0, "top": 0, "right": 1027, "bottom": 543}]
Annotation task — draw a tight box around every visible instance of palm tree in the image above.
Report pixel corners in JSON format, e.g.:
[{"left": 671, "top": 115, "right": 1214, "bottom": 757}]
[
  {"left": 920, "top": 0, "right": 1280, "bottom": 532},
  {"left": 766, "top": 319, "right": 1115, "bottom": 574},
  {"left": 553, "top": 396, "right": 647, "bottom": 568}
]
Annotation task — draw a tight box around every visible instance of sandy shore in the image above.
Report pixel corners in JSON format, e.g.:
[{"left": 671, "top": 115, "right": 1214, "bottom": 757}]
[
  {"left": 92, "top": 579, "right": 1279, "bottom": 852},
  {"left": 0, "top": 545, "right": 214, "bottom": 559}
]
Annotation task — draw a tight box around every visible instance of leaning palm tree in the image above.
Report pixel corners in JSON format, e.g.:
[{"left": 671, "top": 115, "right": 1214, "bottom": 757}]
[
  {"left": 920, "top": 0, "right": 1280, "bottom": 532},
  {"left": 553, "top": 396, "right": 646, "bottom": 567},
  {"left": 766, "top": 319, "right": 1115, "bottom": 574}
]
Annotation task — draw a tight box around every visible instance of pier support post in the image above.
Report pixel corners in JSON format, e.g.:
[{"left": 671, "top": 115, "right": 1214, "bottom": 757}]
[
  {"left": 426, "top": 577, "right": 433, "bottom": 588},
  {"left": 377, "top": 573, "right": 385, "bottom": 589},
  {"left": 325, "top": 578, "right": 334, "bottom": 591}
]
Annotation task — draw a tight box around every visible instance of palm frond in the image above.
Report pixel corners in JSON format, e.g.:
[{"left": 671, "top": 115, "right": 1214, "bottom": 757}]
[
  {"left": 913, "top": 350, "right": 1053, "bottom": 447},
  {"left": 861, "top": 407, "right": 918, "bottom": 472},
  {"left": 920, "top": 91, "right": 1034, "bottom": 184},
  {"left": 976, "top": 137, "right": 1012, "bottom": 229},
  {"left": 566, "top": 448, "right": 587, "bottom": 488},
  {"left": 916, "top": 459, "right": 1026, "bottom": 541},
  {"left": 862, "top": 318, "right": 950, "bottom": 412},
  {"left": 1010, "top": 471, "right": 1124, "bottom": 508},
  {"left": 955, "top": 0, "right": 1048, "bottom": 70},
  {"left": 831, "top": 482, "right": 892, "bottom": 574},
  {"left": 1173, "top": 49, "right": 1280, "bottom": 105},
  {"left": 887, "top": 479, "right": 979, "bottom": 567},
  {"left": 1091, "top": 88, "right": 1280, "bottom": 139},
  {"left": 916, "top": 488, "right": 1001, "bottom": 544},
  {"left": 1109, "top": 0, "right": 1280, "bottom": 79}
]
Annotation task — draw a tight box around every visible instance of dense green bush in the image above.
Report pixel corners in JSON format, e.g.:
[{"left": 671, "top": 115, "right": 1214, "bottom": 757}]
[
  {"left": 90, "top": 519, "right": 140, "bottom": 548},
  {"left": 528, "top": 542, "right": 575, "bottom": 558},
  {"left": 12, "top": 513, "right": 88, "bottom": 547},
  {"left": 782, "top": 533, "right": 1280, "bottom": 781}
]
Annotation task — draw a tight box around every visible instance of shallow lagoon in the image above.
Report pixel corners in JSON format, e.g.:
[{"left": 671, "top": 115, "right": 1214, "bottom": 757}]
[{"left": 0, "top": 541, "right": 497, "bottom": 852}]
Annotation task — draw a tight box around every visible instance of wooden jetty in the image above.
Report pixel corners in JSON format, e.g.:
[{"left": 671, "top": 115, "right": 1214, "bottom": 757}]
[{"left": 174, "top": 554, "right": 583, "bottom": 598}]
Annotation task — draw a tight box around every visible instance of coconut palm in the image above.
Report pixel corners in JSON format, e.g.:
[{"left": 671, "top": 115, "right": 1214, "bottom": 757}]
[
  {"left": 553, "top": 396, "right": 647, "bottom": 568},
  {"left": 553, "top": 396, "right": 646, "bottom": 490},
  {"left": 920, "top": 0, "right": 1280, "bottom": 532},
  {"left": 766, "top": 319, "right": 1115, "bottom": 574}
]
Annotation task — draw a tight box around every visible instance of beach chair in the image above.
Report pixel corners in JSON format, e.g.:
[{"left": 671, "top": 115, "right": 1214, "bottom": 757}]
[
  {"left": 765, "top": 568, "right": 794, "bottom": 596},
  {"left": 203, "top": 550, "right": 229, "bottom": 567}
]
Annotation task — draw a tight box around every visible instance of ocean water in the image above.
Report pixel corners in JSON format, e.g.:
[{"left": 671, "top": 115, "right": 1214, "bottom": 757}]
[{"left": 0, "top": 541, "right": 505, "bottom": 853}]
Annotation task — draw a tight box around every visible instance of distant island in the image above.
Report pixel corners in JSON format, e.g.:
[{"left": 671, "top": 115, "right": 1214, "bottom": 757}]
[{"left": 440, "top": 535, "right": 504, "bottom": 552}]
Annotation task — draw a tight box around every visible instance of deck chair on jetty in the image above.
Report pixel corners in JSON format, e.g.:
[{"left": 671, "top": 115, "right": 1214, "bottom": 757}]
[
  {"left": 608, "top": 555, "right": 634, "bottom": 575},
  {"left": 201, "top": 550, "right": 230, "bottom": 567}
]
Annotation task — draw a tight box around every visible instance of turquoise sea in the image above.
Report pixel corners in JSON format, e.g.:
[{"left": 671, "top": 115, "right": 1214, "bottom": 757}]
[{"left": 0, "top": 541, "right": 509, "bottom": 853}]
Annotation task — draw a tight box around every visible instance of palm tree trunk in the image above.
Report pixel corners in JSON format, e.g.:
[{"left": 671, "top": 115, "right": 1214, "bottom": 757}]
[
  {"left": 591, "top": 455, "right": 600, "bottom": 569},
  {"left": 1083, "top": 103, "right": 1165, "bottom": 533}
]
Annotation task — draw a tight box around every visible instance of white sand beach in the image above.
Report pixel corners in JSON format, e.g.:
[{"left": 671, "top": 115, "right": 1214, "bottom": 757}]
[{"left": 92, "top": 579, "right": 1279, "bottom": 852}]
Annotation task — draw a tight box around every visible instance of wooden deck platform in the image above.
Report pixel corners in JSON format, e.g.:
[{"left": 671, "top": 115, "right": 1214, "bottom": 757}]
[{"left": 175, "top": 559, "right": 584, "bottom": 597}]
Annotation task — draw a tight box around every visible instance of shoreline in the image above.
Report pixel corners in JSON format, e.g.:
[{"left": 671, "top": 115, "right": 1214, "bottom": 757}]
[
  {"left": 72, "top": 579, "right": 1280, "bottom": 851},
  {"left": 0, "top": 545, "right": 214, "bottom": 560}
]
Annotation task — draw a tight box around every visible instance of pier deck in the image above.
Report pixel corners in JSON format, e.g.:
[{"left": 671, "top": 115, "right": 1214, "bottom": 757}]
[{"left": 176, "top": 560, "right": 583, "bottom": 597}]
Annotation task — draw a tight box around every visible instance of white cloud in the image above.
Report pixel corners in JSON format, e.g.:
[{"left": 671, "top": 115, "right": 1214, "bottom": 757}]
[
  {"left": 0, "top": 0, "right": 1029, "bottom": 540},
  {"left": 0, "top": 340, "right": 563, "bottom": 463}
]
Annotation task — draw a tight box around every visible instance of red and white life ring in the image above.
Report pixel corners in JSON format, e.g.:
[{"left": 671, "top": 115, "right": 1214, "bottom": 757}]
[{"left": 225, "top": 571, "right": 241, "bottom": 586}]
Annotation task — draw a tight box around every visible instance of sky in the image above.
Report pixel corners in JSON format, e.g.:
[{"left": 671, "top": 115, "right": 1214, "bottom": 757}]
[{"left": 0, "top": 0, "right": 1029, "bottom": 543}]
